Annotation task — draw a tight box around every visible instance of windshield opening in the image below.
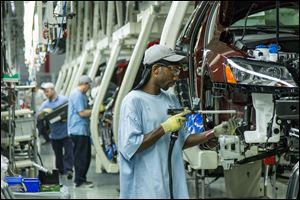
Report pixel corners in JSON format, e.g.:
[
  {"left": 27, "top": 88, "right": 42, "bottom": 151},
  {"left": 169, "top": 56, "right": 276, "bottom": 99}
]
[{"left": 231, "top": 7, "right": 299, "bottom": 27}]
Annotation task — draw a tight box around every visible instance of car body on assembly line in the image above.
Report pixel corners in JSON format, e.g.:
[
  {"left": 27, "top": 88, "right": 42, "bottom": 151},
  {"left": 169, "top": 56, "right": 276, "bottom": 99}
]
[{"left": 175, "top": 1, "right": 298, "bottom": 197}]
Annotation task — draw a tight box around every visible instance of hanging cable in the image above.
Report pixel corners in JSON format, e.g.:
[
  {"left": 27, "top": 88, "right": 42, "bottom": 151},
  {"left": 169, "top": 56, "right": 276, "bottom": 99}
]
[
  {"left": 240, "top": 3, "right": 257, "bottom": 41},
  {"left": 168, "top": 132, "right": 178, "bottom": 199},
  {"left": 47, "top": 1, "right": 67, "bottom": 53}
]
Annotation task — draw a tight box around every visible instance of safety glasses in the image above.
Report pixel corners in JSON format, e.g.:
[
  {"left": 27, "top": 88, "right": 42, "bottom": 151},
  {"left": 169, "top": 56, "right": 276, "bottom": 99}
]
[{"left": 156, "top": 63, "right": 181, "bottom": 76}]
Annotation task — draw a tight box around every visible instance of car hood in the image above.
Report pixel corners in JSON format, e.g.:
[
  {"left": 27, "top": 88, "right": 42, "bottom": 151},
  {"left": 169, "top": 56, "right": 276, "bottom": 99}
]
[{"left": 219, "top": 1, "right": 299, "bottom": 26}]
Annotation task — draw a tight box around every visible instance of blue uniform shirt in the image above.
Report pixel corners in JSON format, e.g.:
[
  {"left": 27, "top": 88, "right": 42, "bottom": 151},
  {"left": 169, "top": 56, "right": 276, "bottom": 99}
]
[
  {"left": 118, "top": 90, "right": 190, "bottom": 199},
  {"left": 68, "top": 89, "right": 90, "bottom": 136},
  {"left": 39, "top": 95, "right": 68, "bottom": 140}
]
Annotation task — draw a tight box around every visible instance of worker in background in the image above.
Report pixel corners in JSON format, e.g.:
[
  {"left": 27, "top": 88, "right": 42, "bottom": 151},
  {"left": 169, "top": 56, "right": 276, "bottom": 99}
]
[
  {"left": 118, "top": 44, "right": 239, "bottom": 198},
  {"left": 91, "top": 75, "right": 117, "bottom": 104},
  {"left": 68, "top": 75, "right": 94, "bottom": 188},
  {"left": 90, "top": 75, "right": 117, "bottom": 115},
  {"left": 38, "top": 82, "right": 74, "bottom": 179},
  {"left": 91, "top": 76, "right": 102, "bottom": 100},
  {"left": 32, "top": 81, "right": 46, "bottom": 112},
  {"left": 31, "top": 81, "right": 50, "bottom": 144}
]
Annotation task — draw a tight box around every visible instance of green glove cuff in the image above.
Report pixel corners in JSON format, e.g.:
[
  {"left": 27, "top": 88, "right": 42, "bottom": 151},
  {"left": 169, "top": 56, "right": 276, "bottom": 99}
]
[
  {"left": 161, "top": 122, "right": 170, "bottom": 133},
  {"left": 213, "top": 118, "right": 240, "bottom": 137},
  {"left": 213, "top": 121, "right": 228, "bottom": 137}
]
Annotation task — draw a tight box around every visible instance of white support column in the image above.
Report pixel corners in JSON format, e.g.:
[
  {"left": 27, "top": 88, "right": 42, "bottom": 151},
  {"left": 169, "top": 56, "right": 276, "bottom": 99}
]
[
  {"left": 55, "top": 65, "right": 65, "bottom": 93},
  {"left": 106, "top": 1, "right": 115, "bottom": 38},
  {"left": 83, "top": 1, "right": 89, "bottom": 44},
  {"left": 55, "top": 70, "right": 62, "bottom": 92},
  {"left": 65, "top": 14, "right": 71, "bottom": 62},
  {"left": 69, "top": 7, "right": 77, "bottom": 61},
  {"left": 93, "top": 1, "right": 100, "bottom": 39},
  {"left": 115, "top": 1, "right": 123, "bottom": 28},
  {"left": 99, "top": 1, "right": 106, "bottom": 35},
  {"left": 58, "top": 69, "right": 67, "bottom": 94},
  {"left": 36, "top": 1, "right": 43, "bottom": 45},
  {"left": 70, "top": 50, "right": 89, "bottom": 91},
  {"left": 113, "top": 8, "right": 157, "bottom": 146},
  {"left": 90, "top": 39, "right": 122, "bottom": 173},
  {"left": 159, "top": 1, "right": 190, "bottom": 95},
  {"left": 88, "top": 50, "right": 103, "bottom": 80},
  {"left": 65, "top": 64, "right": 78, "bottom": 96},
  {"left": 125, "top": 1, "right": 134, "bottom": 23},
  {"left": 160, "top": 1, "right": 190, "bottom": 49},
  {"left": 75, "top": 2, "right": 83, "bottom": 56},
  {"left": 87, "top": 2, "right": 93, "bottom": 41},
  {"left": 61, "top": 67, "right": 72, "bottom": 95}
]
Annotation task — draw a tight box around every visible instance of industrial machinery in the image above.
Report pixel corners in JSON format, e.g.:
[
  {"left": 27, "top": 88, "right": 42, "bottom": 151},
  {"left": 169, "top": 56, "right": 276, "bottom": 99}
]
[{"left": 1, "top": 82, "right": 40, "bottom": 177}]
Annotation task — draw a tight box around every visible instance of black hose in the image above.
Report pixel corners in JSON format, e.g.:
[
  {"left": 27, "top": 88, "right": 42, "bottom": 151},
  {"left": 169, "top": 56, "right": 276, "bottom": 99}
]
[
  {"left": 240, "top": 3, "right": 257, "bottom": 41},
  {"left": 168, "top": 133, "right": 178, "bottom": 199},
  {"left": 276, "top": 1, "right": 280, "bottom": 55},
  {"left": 30, "top": 143, "right": 44, "bottom": 166},
  {"left": 37, "top": 151, "right": 44, "bottom": 166},
  {"left": 276, "top": 1, "right": 280, "bottom": 48}
]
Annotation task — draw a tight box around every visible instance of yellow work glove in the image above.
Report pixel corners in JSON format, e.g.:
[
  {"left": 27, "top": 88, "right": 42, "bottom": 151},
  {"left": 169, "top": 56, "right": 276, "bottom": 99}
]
[
  {"left": 99, "top": 104, "right": 105, "bottom": 113},
  {"left": 43, "top": 108, "right": 53, "bottom": 113},
  {"left": 213, "top": 117, "right": 239, "bottom": 137},
  {"left": 161, "top": 110, "right": 191, "bottom": 133}
]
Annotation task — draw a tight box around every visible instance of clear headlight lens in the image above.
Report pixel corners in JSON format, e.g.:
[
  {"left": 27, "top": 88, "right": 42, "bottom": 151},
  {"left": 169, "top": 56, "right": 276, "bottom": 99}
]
[
  {"left": 231, "top": 63, "right": 254, "bottom": 82},
  {"left": 225, "top": 58, "right": 297, "bottom": 87}
]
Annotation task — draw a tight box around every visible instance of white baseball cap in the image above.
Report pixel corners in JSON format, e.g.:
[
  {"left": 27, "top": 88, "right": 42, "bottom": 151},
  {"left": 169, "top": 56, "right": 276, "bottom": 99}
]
[
  {"left": 41, "top": 82, "right": 55, "bottom": 89},
  {"left": 78, "top": 75, "right": 93, "bottom": 86},
  {"left": 143, "top": 44, "right": 185, "bottom": 66}
]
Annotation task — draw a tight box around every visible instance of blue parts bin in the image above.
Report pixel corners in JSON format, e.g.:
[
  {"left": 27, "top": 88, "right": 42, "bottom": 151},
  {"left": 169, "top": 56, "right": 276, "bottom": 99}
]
[
  {"left": 23, "top": 178, "right": 40, "bottom": 192},
  {"left": 4, "top": 176, "right": 23, "bottom": 186},
  {"left": 4, "top": 176, "right": 40, "bottom": 193}
]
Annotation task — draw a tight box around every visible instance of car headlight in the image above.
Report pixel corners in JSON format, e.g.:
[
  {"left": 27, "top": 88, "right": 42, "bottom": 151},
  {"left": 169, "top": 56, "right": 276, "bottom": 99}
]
[{"left": 225, "top": 58, "right": 297, "bottom": 87}]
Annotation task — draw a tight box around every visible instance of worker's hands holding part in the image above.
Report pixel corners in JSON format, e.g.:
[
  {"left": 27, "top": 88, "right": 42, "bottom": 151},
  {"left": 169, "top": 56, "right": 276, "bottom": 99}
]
[
  {"left": 213, "top": 117, "right": 240, "bottom": 137},
  {"left": 161, "top": 109, "right": 191, "bottom": 133},
  {"left": 38, "top": 108, "right": 53, "bottom": 120}
]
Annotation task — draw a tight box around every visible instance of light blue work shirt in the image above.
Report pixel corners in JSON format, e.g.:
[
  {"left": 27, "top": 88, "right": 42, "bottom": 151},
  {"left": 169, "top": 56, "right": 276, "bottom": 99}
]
[
  {"left": 118, "top": 90, "right": 190, "bottom": 199},
  {"left": 38, "top": 95, "right": 68, "bottom": 140},
  {"left": 68, "top": 89, "right": 90, "bottom": 136}
]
